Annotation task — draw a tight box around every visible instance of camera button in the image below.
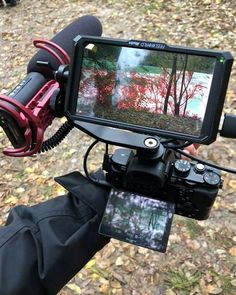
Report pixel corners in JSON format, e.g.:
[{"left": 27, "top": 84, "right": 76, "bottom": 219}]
[{"left": 195, "top": 163, "right": 205, "bottom": 173}]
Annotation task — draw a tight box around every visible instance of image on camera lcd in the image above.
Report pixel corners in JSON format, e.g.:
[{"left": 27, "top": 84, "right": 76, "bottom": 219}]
[
  {"left": 76, "top": 43, "right": 216, "bottom": 137},
  {"left": 99, "top": 188, "right": 175, "bottom": 252}
]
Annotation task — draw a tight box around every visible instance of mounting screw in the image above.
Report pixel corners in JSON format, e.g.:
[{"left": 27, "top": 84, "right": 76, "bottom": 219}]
[{"left": 144, "top": 137, "right": 159, "bottom": 148}]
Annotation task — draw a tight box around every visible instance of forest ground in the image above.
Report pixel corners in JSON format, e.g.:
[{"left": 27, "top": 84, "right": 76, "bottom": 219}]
[{"left": 0, "top": 1, "right": 236, "bottom": 294}]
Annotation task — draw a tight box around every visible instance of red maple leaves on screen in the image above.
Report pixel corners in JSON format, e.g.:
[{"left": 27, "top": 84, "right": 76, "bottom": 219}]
[
  {"left": 80, "top": 59, "right": 206, "bottom": 119},
  {"left": 112, "top": 71, "right": 205, "bottom": 119}
]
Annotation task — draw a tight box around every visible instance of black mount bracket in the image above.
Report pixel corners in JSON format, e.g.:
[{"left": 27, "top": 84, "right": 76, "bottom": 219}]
[{"left": 73, "top": 120, "right": 162, "bottom": 155}]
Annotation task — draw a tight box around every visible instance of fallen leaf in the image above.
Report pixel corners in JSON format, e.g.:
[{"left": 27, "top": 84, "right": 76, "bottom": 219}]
[
  {"left": 66, "top": 283, "right": 81, "bottom": 294},
  {"left": 89, "top": 163, "right": 97, "bottom": 172},
  {"left": 91, "top": 273, "right": 100, "bottom": 281},
  {"left": 231, "top": 279, "right": 236, "bottom": 287},
  {"left": 211, "top": 287, "right": 223, "bottom": 294},
  {"left": 115, "top": 257, "right": 124, "bottom": 266},
  {"left": 4, "top": 195, "right": 18, "bottom": 205},
  {"left": 187, "top": 239, "right": 201, "bottom": 250},
  {"left": 85, "top": 259, "right": 96, "bottom": 269},
  {"left": 93, "top": 265, "right": 110, "bottom": 279},
  {"left": 110, "top": 280, "right": 122, "bottom": 289},
  {"left": 228, "top": 246, "right": 236, "bottom": 256},
  {"left": 68, "top": 148, "right": 77, "bottom": 155},
  {"left": 98, "top": 281, "right": 109, "bottom": 293},
  {"left": 166, "top": 289, "right": 176, "bottom": 295},
  {"left": 228, "top": 179, "right": 236, "bottom": 189},
  {"left": 60, "top": 117, "right": 67, "bottom": 123},
  {"left": 24, "top": 167, "right": 34, "bottom": 173},
  {"left": 15, "top": 187, "right": 25, "bottom": 194}
]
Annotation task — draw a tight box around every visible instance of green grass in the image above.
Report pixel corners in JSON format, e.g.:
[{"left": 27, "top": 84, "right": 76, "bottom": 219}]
[
  {"left": 185, "top": 219, "right": 203, "bottom": 239},
  {"left": 209, "top": 269, "right": 235, "bottom": 295},
  {"left": 165, "top": 268, "right": 201, "bottom": 293}
]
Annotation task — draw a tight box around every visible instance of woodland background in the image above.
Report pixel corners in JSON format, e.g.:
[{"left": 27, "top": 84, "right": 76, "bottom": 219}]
[{"left": 0, "top": 1, "right": 236, "bottom": 294}]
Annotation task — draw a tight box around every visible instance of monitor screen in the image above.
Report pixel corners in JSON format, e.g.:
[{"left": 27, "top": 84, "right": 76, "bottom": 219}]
[{"left": 76, "top": 43, "right": 216, "bottom": 136}]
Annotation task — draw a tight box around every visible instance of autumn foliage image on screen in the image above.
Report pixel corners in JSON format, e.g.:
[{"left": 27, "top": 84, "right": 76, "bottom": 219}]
[{"left": 77, "top": 43, "right": 216, "bottom": 136}]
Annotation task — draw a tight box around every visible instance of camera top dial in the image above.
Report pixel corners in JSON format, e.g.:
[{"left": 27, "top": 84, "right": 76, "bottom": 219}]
[
  {"left": 203, "top": 171, "right": 221, "bottom": 186},
  {"left": 174, "top": 159, "right": 191, "bottom": 175}
]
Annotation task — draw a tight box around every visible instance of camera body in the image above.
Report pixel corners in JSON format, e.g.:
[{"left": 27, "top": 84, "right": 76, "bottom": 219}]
[{"left": 103, "top": 148, "right": 222, "bottom": 220}]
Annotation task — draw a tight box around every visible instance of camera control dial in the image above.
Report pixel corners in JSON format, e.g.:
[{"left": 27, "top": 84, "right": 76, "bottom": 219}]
[
  {"left": 174, "top": 159, "right": 191, "bottom": 175},
  {"left": 203, "top": 171, "right": 221, "bottom": 186}
]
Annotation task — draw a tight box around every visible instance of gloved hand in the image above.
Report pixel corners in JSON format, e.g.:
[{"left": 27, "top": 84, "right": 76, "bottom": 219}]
[{"left": 0, "top": 171, "right": 110, "bottom": 295}]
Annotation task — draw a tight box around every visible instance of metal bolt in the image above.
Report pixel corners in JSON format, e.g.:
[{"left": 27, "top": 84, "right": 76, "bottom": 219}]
[{"left": 144, "top": 137, "right": 158, "bottom": 148}]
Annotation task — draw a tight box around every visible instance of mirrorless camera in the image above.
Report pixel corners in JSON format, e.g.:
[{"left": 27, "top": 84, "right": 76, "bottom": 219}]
[
  {"left": 103, "top": 146, "right": 222, "bottom": 220},
  {"left": 63, "top": 35, "right": 233, "bottom": 217},
  {"left": 63, "top": 36, "right": 233, "bottom": 251}
]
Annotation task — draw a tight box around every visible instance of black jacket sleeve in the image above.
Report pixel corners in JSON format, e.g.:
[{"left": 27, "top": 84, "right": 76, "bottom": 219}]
[{"left": 0, "top": 172, "right": 110, "bottom": 295}]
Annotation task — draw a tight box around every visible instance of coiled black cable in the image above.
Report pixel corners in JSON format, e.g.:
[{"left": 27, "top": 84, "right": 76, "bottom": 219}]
[
  {"left": 39, "top": 120, "right": 74, "bottom": 153},
  {"left": 83, "top": 139, "right": 112, "bottom": 187}
]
